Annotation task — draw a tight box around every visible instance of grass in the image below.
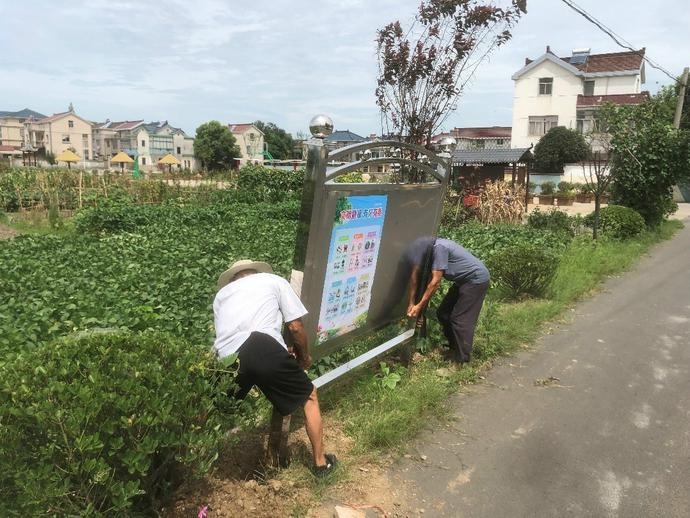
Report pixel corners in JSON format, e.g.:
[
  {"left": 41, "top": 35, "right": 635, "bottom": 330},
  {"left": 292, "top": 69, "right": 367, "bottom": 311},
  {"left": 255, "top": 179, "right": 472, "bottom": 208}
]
[
  {"left": 321, "top": 219, "right": 684, "bottom": 454},
  {"left": 1, "top": 209, "right": 74, "bottom": 236}
]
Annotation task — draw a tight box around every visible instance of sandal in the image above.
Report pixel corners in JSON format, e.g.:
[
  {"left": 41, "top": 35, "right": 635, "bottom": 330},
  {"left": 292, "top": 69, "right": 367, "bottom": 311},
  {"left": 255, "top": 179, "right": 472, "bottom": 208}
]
[{"left": 312, "top": 453, "right": 338, "bottom": 477}]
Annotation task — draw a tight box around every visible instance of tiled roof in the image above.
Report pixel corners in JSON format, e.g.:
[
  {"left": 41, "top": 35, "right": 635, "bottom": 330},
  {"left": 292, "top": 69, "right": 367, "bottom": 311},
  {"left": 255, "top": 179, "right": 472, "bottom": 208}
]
[
  {"left": 452, "top": 147, "right": 532, "bottom": 165},
  {"left": 325, "top": 130, "right": 366, "bottom": 143},
  {"left": 94, "top": 120, "right": 144, "bottom": 130},
  {"left": 0, "top": 145, "right": 22, "bottom": 152},
  {"left": 112, "top": 120, "right": 144, "bottom": 130},
  {"left": 577, "top": 92, "right": 650, "bottom": 107},
  {"left": 229, "top": 123, "right": 257, "bottom": 133},
  {"left": 0, "top": 108, "right": 47, "bottom": 119},
  {"left": 561, "top": 50, "right": 645, "bottom": 73},
  {"left": 36, "top": 111, "right": 72, "bottom": 123}
]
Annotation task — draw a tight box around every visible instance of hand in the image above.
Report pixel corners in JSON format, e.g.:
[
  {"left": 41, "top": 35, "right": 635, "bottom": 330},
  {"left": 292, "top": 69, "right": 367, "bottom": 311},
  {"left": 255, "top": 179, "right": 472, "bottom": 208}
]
[
  {"left": 297, "top": 354, "right": 312, "bottom": 371},
  {"left": 407, "top": 304, "right": 421, "bottom": 318}
]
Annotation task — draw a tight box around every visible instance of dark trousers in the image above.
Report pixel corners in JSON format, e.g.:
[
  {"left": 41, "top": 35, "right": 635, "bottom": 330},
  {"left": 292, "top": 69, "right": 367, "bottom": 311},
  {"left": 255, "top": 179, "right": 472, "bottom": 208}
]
[{"left": 437, "top": 281, "right": 489, "bottom": 363}]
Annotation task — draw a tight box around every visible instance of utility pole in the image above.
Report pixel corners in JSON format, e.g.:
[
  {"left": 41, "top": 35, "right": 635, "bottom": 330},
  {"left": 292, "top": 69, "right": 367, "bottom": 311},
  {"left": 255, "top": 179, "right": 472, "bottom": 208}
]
[{"left": 673, "top": 67, "right": 689, "bottom": 129}]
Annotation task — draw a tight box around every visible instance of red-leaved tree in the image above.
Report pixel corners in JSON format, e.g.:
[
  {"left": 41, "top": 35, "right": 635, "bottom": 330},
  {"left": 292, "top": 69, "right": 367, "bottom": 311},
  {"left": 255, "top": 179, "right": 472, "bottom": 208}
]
[{"left": 376, "top": 0, "right": 526, "bottom": 147}]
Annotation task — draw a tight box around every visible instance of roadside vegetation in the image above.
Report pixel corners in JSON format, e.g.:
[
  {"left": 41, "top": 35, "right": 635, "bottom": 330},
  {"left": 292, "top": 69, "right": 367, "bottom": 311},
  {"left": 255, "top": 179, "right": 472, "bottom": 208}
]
[{"left": 0, "top": 163, "right": 684, "bottom": 516}]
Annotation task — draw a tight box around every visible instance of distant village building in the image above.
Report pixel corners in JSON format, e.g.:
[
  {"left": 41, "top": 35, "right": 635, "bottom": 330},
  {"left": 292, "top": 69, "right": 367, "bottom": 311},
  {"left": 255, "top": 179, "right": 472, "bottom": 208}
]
[
  {"left": 0, "top": 106, "right": 94, "bottom": 161},
  {"left": 324, "top": 129, "right": 366, "bottom": 163},
  {"left": 510, "top": 47, "right": 648, "bottom": 149},
  {"left": 0, "top": 108, "right": 47, "bottom": 163},
  {"left": 229, "top": 123, "right": 264, "bottom": 166},
  {"left": 432, "top": 127, "right": 512, "bottom": 150},
  {"left": 93, "top": 120, "right": 196, "bottom": 171}
]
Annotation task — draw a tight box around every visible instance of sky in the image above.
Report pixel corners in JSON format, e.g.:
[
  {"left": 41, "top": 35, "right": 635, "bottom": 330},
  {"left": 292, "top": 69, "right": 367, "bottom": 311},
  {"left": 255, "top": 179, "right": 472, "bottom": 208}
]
[{"left": 1, "top": 0, "right": 688, "bottom": 137}]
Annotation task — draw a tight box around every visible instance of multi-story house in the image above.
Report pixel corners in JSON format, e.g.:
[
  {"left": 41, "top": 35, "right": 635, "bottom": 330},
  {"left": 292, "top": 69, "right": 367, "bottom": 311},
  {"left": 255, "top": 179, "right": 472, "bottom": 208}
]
[
  {"left": 92, "top": 120, "right": 144, "bottom": 160},
  {"left": 229, "top": 123, "right": 265, "bottom": 166},
  {"left": 432, "top": 127, "right": 512, "bottom": 150},
  {"left": 32, "top": 108, "right": 94, "bottom": 160},
  {"left": 93, "top": 119, "right": 197, "bottom": 171},
  {"left": 0, "top": 106, "right": 93, "bottom": 160},
  {"left": 511, "top": 47, "right": 648, "bottom": 149},
  {"left": 0, "top": 108, "right": 47, "bottom": 148}
]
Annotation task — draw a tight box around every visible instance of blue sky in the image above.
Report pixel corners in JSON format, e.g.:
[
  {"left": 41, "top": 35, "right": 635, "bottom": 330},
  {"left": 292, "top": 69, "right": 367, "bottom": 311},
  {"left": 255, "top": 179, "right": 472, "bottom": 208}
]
[{"left": 1, "top": 0, "right": 688, "bottom": 137}]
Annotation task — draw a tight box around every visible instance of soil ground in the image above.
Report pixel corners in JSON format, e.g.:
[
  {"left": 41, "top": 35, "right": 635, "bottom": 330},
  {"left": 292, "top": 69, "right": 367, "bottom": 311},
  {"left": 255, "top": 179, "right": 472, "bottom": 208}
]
[{"left": 0, "top": 223, "right": 19, "bottom": 239}]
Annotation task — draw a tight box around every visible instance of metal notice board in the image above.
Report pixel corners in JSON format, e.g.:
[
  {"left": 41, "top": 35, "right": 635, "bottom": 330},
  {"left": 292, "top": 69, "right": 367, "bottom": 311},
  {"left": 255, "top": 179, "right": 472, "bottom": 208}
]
[{"left": 291, "top": 119, "right": 453, "bottom": 387}]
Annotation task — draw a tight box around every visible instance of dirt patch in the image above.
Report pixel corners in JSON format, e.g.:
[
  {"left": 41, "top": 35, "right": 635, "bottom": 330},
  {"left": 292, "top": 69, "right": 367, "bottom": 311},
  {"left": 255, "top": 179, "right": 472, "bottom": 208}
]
[
  {"left": 0, "top": 224, "right": 19, "bottom": 240},
  {"left": 166, "top": 415, "right": 416, "bottom": 517}
]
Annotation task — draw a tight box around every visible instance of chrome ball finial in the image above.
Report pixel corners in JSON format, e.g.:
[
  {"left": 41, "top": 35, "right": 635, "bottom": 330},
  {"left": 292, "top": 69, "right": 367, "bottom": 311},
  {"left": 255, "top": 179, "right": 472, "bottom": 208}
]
[{"left": 309, "top": 114, "right": 334, "bottom": 139}]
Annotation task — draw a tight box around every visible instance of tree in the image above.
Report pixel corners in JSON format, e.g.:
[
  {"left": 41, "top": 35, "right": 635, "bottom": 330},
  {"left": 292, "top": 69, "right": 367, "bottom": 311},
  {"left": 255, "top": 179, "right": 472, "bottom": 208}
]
[
  {"left": 375, "top": 0, "right": 525, "bottom": 147},
  {"left": 580, "top": 128, "right": 613, "bottom": 240},
  {"left": 253, "top": 121, "right": 296, "bottom": 160},
  {"left": 606, "top": 87, "right": 690, "bottom": 226},
  {"left": 193, "top": 121, "right": 241, "bottom": 172},
  {"left": 533, "top": 126, "right": 588, "bottom": 175}
]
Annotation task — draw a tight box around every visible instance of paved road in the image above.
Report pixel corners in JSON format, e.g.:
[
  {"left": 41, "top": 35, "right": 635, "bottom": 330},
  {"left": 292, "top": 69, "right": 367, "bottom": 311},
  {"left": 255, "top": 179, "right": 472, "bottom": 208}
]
[{"left": 393, "top": 220, "right": 690, "bottom": 517}]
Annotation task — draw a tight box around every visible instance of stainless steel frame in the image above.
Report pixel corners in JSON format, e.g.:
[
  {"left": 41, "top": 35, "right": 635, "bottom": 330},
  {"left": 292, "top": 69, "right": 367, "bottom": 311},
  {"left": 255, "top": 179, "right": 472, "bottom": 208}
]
[{"left": 292, "top": 122, "right": 452, "bottom": 386}]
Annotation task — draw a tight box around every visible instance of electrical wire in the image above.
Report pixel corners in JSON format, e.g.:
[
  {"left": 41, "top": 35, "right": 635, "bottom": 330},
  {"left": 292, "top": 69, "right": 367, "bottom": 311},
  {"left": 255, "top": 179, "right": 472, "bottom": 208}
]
[{"left": 560, "top": 0, "right": 681, "bottom": 85}]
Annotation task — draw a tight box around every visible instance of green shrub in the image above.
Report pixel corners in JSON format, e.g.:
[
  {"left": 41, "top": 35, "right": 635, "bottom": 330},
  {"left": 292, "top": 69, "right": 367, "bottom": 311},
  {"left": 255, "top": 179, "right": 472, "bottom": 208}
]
[
  {"left": 557, "top": 181, "right": 574, "bottom": 194},
  {"left": 442, "top": 222, "right": 570, "bottom": 265},
  {"left": 584, "top": 205, "right": 645, "bottom": 239},
  {"left": 528, "top": 208, "right": 579, "bottom": 236},
  {"left": 236, "top": 165, "right": 304, "bottom": 202},
  {"left": 334, "top": 171, "right": 367, "bottom": 183},
  {"left": 539, "top": 181, "right": 556, "bottom": 195},
  {"left": 487, "top": 243, "right": 560, "bottom": 299},
  {"left": 0, "top": 330, "right": 240, "bottom": 516}
]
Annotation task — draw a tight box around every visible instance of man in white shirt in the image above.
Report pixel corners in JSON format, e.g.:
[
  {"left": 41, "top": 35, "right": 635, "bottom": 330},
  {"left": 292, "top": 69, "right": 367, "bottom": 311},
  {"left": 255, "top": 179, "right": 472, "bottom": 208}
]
[{"left": 213, "top": 260, "right": 336, "bottom": 476}]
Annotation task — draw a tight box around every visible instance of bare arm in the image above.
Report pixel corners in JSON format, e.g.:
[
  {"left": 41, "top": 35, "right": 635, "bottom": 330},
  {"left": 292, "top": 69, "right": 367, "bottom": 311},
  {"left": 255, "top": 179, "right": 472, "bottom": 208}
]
[
  {"left": 407, "top": 269, "right": 444, "bottom": 318},
  {"left": 407, "top": 265, "right": 421, "bottom": 310},
  {"left": 286, "top": 318, "right": 312, "bottom": 370}
]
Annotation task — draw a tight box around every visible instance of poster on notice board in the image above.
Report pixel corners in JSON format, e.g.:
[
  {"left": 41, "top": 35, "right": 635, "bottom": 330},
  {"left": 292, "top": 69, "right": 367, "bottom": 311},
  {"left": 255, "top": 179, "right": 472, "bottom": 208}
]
[{"left": 316, "top": 194, "right": 388, "bottom": 344}]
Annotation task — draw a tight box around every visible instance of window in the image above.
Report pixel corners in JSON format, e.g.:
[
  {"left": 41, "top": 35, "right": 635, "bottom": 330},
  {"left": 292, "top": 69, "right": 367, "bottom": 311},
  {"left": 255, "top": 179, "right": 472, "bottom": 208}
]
[
  {"left": 141, "top": 140, "right": 146, "bottom": 147},
  {"left": 583, "top": 80, "right": 595, "bottom": 96},
  {"left": 474, "top": 140, "right": 485, "bottom": 149},
  {"left": 68, "top": 120, "right": 74, "bottom": 128},
  {"left": 496, "top": 139, "right": 504, "bottom": 146},
  {"left": 141, "top": 157, "right": 146, "bottom": 165},
  {"left": 84, "top": 150, "right": 89, "bottom": 160},
  {"left": 176, "top": 146, "right": 181, "bottom": 154},
  {"left": 539, "top": 77, "right": 553, "bottom": 95},
  {"left": 528, "top": 115, "right": 558, "bottom": 136},
  {"left": 62, "top": 134, "right": 71, "bottom": 143}
]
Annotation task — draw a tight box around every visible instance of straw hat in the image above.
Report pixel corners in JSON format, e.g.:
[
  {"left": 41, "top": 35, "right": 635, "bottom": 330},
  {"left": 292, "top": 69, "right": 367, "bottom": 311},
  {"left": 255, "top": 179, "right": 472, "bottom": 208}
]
[{"left": 217, "top": 259, "right": 273, "bottom": 290}]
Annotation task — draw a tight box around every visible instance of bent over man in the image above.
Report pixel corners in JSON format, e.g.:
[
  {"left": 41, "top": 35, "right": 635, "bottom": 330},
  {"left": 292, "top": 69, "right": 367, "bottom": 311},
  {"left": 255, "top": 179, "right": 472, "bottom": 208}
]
[
  {"left": 213, "top": 260, "right": 336, "bottom": 476},
  {"left": 406, "top": 238, "right": 490, "bottom": 364}
]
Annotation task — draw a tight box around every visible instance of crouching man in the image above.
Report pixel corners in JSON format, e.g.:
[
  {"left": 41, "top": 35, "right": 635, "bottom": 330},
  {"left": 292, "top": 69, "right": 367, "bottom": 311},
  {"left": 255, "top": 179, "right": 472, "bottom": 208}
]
[{"left": 213, "top": 260, "right": 336, "bottom": 476}]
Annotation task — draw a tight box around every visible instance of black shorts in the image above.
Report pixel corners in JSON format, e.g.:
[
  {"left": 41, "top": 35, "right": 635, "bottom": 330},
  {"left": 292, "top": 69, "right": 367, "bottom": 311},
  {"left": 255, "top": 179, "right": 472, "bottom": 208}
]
[{"left": 235, "top": 332, "right": 314, "bottom": 416}]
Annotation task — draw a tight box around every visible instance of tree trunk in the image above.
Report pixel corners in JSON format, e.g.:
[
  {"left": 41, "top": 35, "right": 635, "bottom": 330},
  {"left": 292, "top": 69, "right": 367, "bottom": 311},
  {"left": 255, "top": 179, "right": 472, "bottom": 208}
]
[{"left": 593, "top": 194, "right": 601, "bottom": 240}]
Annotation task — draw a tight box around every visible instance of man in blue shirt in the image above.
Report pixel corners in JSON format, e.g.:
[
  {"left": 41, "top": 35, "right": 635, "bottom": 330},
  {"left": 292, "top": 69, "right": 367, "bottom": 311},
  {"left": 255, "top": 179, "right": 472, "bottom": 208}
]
[{"left": 407, "top": 238, "right": 490, "bottom": 364}]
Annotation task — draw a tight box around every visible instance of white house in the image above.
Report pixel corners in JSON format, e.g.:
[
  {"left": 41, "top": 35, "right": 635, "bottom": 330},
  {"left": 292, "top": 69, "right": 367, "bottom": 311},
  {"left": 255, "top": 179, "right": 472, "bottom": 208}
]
[
  {"left": 229, "top": 123, "right": 264, "bottom": 166},
  {"left": 510, "top": 47, "right": 648, "bottom": 150}
]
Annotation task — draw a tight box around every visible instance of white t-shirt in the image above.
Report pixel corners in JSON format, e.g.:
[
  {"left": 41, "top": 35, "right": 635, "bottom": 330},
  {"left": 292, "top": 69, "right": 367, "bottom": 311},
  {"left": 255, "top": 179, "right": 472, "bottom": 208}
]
[{"left": 213, "top": 272, "right": 308, "bottom": 359}]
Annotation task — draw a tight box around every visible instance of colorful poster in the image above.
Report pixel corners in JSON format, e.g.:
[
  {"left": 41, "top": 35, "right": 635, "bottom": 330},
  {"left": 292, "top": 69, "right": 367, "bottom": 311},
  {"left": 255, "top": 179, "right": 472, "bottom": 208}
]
[{"left": 317, "top": 195, "right": 388, "bottom": 344}]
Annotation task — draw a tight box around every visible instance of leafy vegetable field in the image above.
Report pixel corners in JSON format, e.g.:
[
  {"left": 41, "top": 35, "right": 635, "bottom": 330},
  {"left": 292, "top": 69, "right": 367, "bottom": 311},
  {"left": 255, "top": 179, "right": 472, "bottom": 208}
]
[{"left": 0, "top": 201, "right": 299, "bottom": 354}]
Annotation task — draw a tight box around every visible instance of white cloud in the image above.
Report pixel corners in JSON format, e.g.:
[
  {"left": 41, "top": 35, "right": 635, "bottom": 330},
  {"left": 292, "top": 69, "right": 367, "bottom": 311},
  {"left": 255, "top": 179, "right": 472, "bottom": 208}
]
[{"left": 1, "top": 0, "right": 688, "bottom": 135}]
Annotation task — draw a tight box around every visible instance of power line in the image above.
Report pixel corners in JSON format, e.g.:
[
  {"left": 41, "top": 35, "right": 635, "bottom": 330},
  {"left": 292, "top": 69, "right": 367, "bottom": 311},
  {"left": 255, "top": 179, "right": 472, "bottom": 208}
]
[{"left": 559, "top": 0, "right": 681, "bottom": 85}]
